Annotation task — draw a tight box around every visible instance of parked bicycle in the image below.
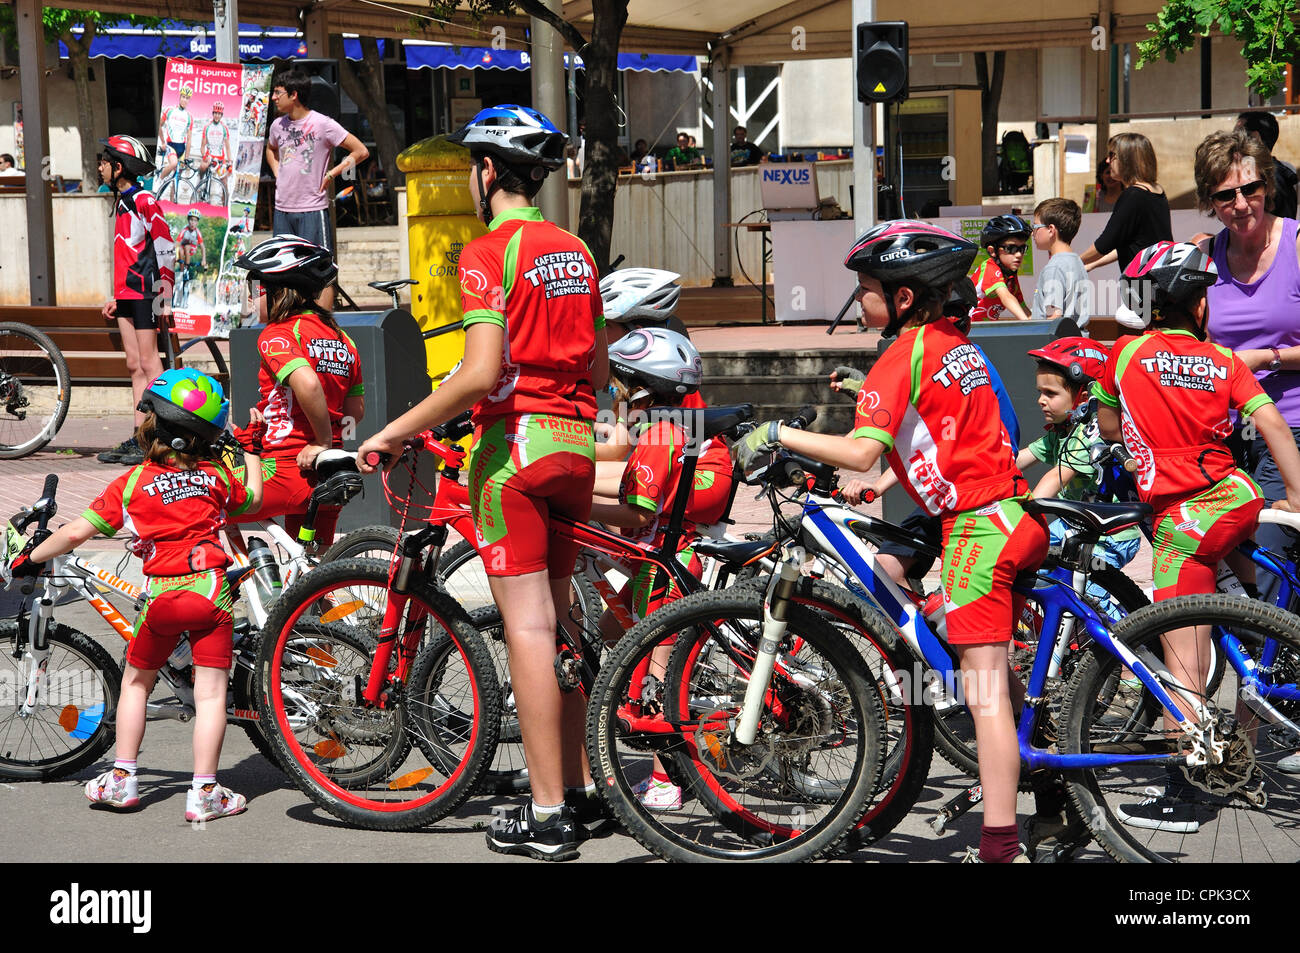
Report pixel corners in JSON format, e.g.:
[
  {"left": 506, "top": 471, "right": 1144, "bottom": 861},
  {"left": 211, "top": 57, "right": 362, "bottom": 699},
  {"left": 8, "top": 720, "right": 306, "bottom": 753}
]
[{"left": 0, "top": 321, "right": 71, "bottom": 459}]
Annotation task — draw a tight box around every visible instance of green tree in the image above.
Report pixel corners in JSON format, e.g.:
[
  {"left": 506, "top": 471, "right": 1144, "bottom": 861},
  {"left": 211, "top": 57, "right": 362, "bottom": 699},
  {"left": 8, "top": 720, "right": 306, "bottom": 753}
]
[
  {"left": 1137, "top": 0, "right": 1300, "bottom": 98},
  {"left": 0, "top": 10, "right": 168, "bottom": 191},
  {"left": 975, "top": 51, "right": 1006, "bottom": 197},
  {"left": 426, "top": 0, "right": 628, "bottom": 272},
  {"left": 332, "top": 33, "right": 404, "bottom": 216}
]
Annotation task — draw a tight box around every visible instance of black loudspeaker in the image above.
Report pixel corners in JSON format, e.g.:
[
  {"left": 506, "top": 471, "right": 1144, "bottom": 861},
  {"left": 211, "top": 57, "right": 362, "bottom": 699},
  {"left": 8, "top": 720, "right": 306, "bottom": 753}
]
[
  {"left": 230, "top": 309, "right": 431, "bottom": 533},
  {"left": 856, "top": 21, "right": 908, "bottom": 105},
  {"left": 292, "top": 58, "right": 341, "bottom": 121}
]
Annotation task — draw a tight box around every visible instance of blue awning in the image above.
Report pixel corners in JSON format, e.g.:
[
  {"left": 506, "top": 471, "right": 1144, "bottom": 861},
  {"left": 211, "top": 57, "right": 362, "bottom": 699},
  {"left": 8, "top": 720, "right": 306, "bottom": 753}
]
[
  {"left": 60, "top": 21, "right": 377, "bottom": 61},
  {"left": 403, "top": 43, "right": 697, "bottom": 73}
]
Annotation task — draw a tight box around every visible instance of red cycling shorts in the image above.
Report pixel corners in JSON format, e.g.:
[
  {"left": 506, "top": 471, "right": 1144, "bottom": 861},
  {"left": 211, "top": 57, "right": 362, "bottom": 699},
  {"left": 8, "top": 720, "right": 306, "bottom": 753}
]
[
  {"left": 469, "top": 414, "right": 596, "bottom": 578},
  {"left": 128, "top": 570, "right": 234, "bottom": 670}
]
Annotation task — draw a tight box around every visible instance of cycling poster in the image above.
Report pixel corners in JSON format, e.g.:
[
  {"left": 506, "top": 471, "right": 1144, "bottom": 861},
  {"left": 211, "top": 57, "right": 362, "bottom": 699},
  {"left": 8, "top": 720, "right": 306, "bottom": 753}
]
[{"left": 152, "top": 58, "right": 272, "bottom": 337}]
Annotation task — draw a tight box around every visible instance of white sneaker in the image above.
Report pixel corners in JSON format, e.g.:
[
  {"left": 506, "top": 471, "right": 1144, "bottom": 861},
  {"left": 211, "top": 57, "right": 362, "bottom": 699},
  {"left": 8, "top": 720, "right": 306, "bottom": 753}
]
[
  {"left": 185, "top": 783, "right": 247, "bottom": 822},
  {"left": 1278, "top": 752, "right": 1300, "bottom": 774},
  {"left": 85, "top": 768, "right": 140, "bottom": 809},
  {"left": 633, "top": 776, "right": 681, "bottom": 812}
]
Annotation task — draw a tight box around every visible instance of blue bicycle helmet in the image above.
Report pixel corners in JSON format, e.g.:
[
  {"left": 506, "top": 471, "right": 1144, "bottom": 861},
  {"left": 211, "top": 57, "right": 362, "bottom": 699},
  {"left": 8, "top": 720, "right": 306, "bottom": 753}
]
[{"left": 448, "top": 104, "right": 568, "bottom": 221}]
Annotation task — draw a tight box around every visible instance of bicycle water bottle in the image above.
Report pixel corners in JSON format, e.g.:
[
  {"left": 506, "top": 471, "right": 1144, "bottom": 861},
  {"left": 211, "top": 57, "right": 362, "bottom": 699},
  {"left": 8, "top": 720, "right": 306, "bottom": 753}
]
[
  {"left": 921, "top": 591, "right": 948, "bottom": 639},
  {"left": 168, "top": 636, "right": 192, "bottom": 670},
  {"left": 1215, "top": 562, "right": 1247, "bottom": 598},
  {"left": 247, "top": 537, "right": 283, "bottom": 606}
]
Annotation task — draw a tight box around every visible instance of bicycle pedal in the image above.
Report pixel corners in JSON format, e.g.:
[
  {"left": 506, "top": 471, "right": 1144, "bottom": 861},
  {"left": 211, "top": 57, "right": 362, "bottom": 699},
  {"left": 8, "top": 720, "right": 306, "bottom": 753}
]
[{"left": 554, "top": 648, "right": 582, "bottom": 692}]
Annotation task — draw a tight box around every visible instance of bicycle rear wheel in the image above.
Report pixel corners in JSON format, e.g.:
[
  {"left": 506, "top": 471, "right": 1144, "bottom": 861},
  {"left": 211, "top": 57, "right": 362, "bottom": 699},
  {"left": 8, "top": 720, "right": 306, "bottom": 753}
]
[
  {"left": 256, "top": 557, "right": 499, "bottom": 830},
  {"left": 0, "top": 621, "right": 120, "bottom": 780},
  {"left": 0, "top": 323, "right": 71, "bottom": 459},
  {"left": 587, "top": 589, "right": 884, "bottom": 862},
  {"left": 1062, "top": 594, "right": 1300, "bottom": 862}
]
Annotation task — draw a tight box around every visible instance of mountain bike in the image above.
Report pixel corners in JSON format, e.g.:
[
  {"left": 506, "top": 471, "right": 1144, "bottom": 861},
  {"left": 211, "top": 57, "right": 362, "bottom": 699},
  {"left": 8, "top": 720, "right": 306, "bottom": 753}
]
[{"left": 0, "top": 322, "right": 71, "bottom": 459}]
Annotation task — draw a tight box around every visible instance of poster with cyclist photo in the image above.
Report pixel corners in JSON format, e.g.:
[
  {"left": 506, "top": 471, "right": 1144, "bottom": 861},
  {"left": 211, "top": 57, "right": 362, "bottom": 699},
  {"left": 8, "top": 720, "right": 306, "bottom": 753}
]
[{"left": 153, "top": 58, "right": 272, "bottom": 337}]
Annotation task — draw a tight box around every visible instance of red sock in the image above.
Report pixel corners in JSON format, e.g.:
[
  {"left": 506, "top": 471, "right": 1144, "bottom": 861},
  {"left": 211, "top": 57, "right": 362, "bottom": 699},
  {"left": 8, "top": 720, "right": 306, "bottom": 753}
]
[
  {"left": 651, "top": 771, "right": 671, "bottom": 784},
  {"left": 979, "top": 824, "right": 1021, "bottom": 863}
]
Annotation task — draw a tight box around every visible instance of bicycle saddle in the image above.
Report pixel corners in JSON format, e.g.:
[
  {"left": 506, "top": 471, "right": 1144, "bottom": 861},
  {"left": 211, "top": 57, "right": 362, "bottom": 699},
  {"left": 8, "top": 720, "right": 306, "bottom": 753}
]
[
  {"left": 368, "top": 278, "right": 419, "bottom": 292},
  {"left": 643, "top": 403, "right": 755, "bottom": 441},
  {"left": 311, "top": 449, "right": 365, "bottom": 507},
  {"left": 692, "top": 536, "right": 776, "bottom": 567},
  {"left": 1022, "top": 498, "right": 1151, "bottom": 536}
]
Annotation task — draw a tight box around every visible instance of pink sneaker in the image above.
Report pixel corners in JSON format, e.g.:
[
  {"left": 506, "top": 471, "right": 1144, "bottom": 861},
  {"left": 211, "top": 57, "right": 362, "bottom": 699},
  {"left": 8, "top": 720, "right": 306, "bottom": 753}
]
[
  {"left": 185, "top": 783, "right": 247, "bottom": 822},
  {"left": 633, "top": 776, "right": 681, "bottom": 812},
  {"left": 85, "top": 769, "right": 140, "bottom": 809}
]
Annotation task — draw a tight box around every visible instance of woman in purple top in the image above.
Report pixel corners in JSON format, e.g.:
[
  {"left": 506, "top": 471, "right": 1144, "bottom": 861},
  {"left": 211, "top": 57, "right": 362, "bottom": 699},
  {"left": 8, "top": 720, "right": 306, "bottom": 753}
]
[{"left": 1195, "top": 129, "right": 1300, "bottom": 632}]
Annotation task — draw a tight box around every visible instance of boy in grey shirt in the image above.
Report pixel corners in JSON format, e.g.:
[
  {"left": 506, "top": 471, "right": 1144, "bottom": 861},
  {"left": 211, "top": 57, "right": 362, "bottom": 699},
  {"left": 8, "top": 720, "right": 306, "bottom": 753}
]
[{"left": 1030, "top": 197, "right": 1090, "bottom": 329}]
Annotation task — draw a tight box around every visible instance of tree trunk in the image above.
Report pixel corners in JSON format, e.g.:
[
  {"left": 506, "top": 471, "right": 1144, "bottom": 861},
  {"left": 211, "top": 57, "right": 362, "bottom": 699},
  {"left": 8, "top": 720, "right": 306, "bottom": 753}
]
[
  {"left": 334, "top": 35, "right": 404, "bottom": 210},
  {"left": 575, "top": 0, "right": 627, "bottom": 274},
  {"left": 60, "top": 22, "right": 99, "bottom": 193},
  {"left": 975, "top": 51, "right": 1005, "bottom": 197}
]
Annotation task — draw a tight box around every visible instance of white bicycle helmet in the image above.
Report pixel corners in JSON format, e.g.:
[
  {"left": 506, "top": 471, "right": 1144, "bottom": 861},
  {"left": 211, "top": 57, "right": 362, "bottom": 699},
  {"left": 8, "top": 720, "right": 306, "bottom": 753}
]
[
  {"left": 1116, "top": 240, "right": 1217, "bottom": 330},
  {"left": 600, "top": 268, "right": 682, "bottom": 324},
  {"left": 609, "top": 327, "right": 702, "bottom": 401},
  {"left": 234, "top": 234, "right": 338, "bottom": 294}
]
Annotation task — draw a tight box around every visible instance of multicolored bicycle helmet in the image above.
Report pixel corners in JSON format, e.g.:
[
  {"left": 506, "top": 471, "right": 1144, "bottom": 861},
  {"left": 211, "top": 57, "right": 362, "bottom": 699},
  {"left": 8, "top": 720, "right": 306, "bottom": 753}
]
[
  {"left": 609, "top": 327, "right": 702, "bottom": 401},
  {"left": 187, "top": 209, "right": 201, "bottom": 220},
  {"left": 600, "top": 268, "right": 681, "bottom": 323},
  {"left": 1116, "top": 240, "right": 1217, "bottom": 330},
  {"left": 844, "top": 220, "right": 978, "bottom": 336},
  {"left": 1028, "top": 336, "right": 1111, "bottom": 391},
  {"left": 99, "top": 135, "right": 154, "bottom": 178},
  {"left": 979, "top": 213, "right": 1032, "bottom": 249},
  {"left": 138, "top": 369, "right": 229, "bottom": 449},
  {"left": 233, "top": 235, "right": 337, "bottom": 294},
  {"left": 448, "top": 104, "right": 568, "bottom": 220}
]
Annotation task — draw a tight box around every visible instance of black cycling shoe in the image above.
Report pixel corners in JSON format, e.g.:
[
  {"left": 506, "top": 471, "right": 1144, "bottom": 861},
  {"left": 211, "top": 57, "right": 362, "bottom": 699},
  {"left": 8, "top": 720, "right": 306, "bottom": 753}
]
[
  {"left": 97, "top": 436, "right": 138, "bottom": 464},
  {"left": 485, "top": 804, "right": 580, "bottom": 861},
  {"left": 565, "top": 790, "right": 619, "bottom": 840}
]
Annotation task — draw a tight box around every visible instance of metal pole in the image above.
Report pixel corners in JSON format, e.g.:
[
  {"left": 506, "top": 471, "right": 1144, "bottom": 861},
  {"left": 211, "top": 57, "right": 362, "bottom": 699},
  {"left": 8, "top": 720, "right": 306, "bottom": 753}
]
[
  {"left": 531, "top": 0, "right": 569, "bottom": 229},
  {"left": 16, "top": 0, "right": 54, "bottom": 305},
  {"left": 1096, "top": 0, "right": 1112, "bottom": 160},
  {"left": 852, "top": 0, "right": 876, "bottom": 235},
  {"left": 214, "top": 0, "right": 240, "bottom": 64},
  {"left": 711, "top": 47, "right": 732, "bottom": 286}
]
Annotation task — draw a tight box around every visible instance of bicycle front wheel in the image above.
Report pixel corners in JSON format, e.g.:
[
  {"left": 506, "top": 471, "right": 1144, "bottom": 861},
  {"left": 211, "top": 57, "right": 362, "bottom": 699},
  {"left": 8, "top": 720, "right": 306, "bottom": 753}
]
[
  {"left": 1062, "top": 594, "right": 1300, "bottom": 862},
  {"left": 0, "top": 621, "right": 120, "bottom": 779},
  {"left": 588, "top": 589, "right": 884, "bottom": 862},
  {"left": 256, "top": 557, "right": 500, "bottom": 830},
  {"left": 0, "top": 323, "right": 71, "bottom": 459}
]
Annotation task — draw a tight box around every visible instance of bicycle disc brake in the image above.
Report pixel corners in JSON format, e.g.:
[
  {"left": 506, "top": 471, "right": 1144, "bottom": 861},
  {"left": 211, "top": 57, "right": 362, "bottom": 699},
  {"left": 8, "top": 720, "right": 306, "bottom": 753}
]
[
  {"left": 694, "top": 713, "right": 776, "bottom": 782},
  {"left": 1182, "top": 724, "right": 1257, "bottom": 797}
]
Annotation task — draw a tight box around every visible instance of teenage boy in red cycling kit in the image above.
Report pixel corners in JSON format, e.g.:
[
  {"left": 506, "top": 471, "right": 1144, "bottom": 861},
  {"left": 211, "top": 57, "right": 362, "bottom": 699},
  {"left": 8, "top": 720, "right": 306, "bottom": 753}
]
[
  {"left": 358, "top": 105, "right": 609, "bottom": 861},
  {"left": 735, "top": 220, "right": 1047, "bottom": 863},
  {"left": 13, "top": 370, "right": 263, "bottom": 821},
  {"left": 1097, "top": 240, "right": 1300, "bottom": 832},
  {"left": 98, "top": 135, "right": 176, "bottom": 467}
]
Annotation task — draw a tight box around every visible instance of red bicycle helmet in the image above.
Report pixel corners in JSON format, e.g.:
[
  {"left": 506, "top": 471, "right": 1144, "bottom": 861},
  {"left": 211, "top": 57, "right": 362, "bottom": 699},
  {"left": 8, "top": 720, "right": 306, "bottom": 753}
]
[
  {"left": 99, "top": 135, "right": 154, "bottom": 178},
  {"left": 1027, "top": 336, "right": 1110, "bottom": 391},
  {"left": 1116, "top": 241, "right": 1217, "bottom": 330}
]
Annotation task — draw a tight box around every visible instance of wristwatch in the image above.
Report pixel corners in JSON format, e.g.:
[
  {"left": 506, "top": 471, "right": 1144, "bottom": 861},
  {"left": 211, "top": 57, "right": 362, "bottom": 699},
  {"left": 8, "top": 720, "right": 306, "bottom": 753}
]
[{"left": 1269, "top": 347, "right": 1283, "bottom": 371}]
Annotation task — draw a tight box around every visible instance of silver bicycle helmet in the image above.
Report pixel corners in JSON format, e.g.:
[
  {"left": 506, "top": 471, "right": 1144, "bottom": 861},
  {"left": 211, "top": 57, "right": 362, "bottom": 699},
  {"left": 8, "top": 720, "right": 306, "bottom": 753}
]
[
  {"left": 600, "top": 268, "right": 682, "bottom": 323},
  {"left": 233, "top": 234, "right": 338, "bottom": 294},
  {"left": 1116, "top": 240, "right": 1217, "bottom": 330},
  {"left": 609, "top": 327, "right": 702, "bottom": 401}
]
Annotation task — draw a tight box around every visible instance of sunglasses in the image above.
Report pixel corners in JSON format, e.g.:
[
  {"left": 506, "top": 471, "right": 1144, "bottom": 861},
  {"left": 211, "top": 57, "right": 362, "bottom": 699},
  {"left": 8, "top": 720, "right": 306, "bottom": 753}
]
[
  {"left": 998, "top": 244, "right": 1028, "bottom": 255},
  {"left": 1030, "top": 223, "right": 1051, "bottom": 231},
  {"left": 1209, "top": 179, "right": 1267, "bottom": 205}
]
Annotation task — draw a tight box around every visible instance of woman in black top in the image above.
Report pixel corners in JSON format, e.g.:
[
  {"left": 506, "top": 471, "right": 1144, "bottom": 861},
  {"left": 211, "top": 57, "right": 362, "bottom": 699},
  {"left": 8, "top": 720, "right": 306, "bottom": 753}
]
[{"left": 1081, "top": 132, "right": 1172, "bottom": 272}]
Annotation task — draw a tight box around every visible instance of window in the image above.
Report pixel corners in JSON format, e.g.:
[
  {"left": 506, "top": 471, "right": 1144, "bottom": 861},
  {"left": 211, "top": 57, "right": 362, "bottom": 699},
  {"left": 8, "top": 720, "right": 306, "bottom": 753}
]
[{"left": 103, "top": 58, "right": 161, "bottom": 143}]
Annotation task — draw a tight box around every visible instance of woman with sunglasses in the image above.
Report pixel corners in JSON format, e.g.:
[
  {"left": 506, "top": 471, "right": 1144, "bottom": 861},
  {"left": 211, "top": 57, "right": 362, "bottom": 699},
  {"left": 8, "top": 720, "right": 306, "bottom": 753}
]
[
  {"left": 1194, "top": 130, "right": 1300, "bottom": 671},
  {"left": 1080, "top": 132, "right": 1172, "bottom": 273}
]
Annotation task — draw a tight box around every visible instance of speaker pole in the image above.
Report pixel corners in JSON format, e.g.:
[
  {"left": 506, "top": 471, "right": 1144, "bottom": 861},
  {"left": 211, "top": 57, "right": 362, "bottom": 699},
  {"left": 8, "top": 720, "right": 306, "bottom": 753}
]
[{"left": 852, "top": 0, "right": 877, "bottom": 235}]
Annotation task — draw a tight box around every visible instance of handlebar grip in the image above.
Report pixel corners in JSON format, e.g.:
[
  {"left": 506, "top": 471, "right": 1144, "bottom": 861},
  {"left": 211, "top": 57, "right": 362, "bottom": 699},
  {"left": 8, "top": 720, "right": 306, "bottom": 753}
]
[
  {"left": 862, "top": 488, "right": 876, "bottom": 504},
  {"left": 364, "top": 451, "right": 389, "bottom": 468},
  {"left": 40, "top": 474, "right": 57, "bottom": 502},
  {"left": 788, "top": 405, "right": 818, "bottom": 431},
  {"left": 1123, "top": 456, "right": 1138, "bottom": 473},
  {"left": 36, "top": 474, "right": 58, "bottom": 533}
]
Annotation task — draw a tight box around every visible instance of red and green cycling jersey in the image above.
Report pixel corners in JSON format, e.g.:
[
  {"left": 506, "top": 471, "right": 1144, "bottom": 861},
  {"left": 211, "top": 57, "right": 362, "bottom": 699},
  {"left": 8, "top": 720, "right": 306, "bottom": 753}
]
[
  {"left": 248, "top": 312, "right": 364, "bottom": 453},
  {"left": 968, "top": 257, "right": 1025, "bottom": 323},
  {"left": 852, "top": 318, "right": 1025, "bottom": 516},
  {"left": 458, "top": 206, "right": 605, "bottom": 427},
  {"left": 81, "top": 459, "right": 253, "bottom": 577},
  {"left": 618, "top": 419, "right": 734, "bottom": 547},
  {"left": 1093, "top": 329, "right": 1274, "bottom": 514}
]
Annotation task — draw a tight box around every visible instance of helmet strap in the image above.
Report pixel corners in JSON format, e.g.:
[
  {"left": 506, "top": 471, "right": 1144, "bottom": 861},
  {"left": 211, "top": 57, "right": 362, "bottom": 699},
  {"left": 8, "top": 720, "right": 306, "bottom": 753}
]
[{"left": 474, "top": 159, "right": 500, "bottom": 224}]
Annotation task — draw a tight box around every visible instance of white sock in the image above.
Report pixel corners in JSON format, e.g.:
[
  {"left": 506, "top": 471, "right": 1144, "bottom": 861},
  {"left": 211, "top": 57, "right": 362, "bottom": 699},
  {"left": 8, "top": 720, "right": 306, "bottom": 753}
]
[{"left": 192, "top": 774, "right": 216, "bottom": 791}]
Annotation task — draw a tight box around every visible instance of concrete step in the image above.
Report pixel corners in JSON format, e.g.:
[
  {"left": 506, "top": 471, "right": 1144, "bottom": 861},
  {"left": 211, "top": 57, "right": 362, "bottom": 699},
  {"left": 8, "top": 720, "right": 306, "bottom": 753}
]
[{"left": 702, "top": 348, "right": 879, "bottom": 378}]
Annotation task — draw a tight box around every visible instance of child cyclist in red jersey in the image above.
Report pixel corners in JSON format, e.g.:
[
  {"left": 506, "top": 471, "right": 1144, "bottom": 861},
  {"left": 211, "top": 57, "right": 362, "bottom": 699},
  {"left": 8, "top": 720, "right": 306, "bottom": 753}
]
[
  {"left": 11, "top": 370, "right": 263, "bottom": 820},
  {"left": 969, "top": 214, "right": 1031, "bottom": 322},
  {"left": 230, "top": 236, "right": 364, "bottom": 548},
  {"left": 590, "top": 328, "right": 733, "bottom": 812},
  {"left": 358, "top": 105, "right": 609, "bottom": 861},
  {"left": 1097, "top": 241, "right": 1300, "bottom": 832},
  {"left": 734, "top": 220, "right": 1048, "bottom": 863}
]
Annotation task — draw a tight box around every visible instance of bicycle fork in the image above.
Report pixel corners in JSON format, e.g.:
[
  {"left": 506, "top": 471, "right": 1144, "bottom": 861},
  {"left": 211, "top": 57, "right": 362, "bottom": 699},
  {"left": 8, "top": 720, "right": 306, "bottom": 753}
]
[
  {"left": 733, "top": 546, "right": 803, "bottom": 746},
  {"left": 362, "top": 524, "right": 446, "bottom": 707}
]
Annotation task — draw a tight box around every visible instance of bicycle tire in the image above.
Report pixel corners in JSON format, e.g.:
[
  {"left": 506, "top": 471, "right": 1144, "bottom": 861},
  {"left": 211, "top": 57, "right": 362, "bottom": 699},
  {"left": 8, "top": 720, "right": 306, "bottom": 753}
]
[
  {"left": 230, "top": 646, "right": 282, "bottom": 768},
  {"left": 587, "top": 588, "right": 884, "bottom": 862},
  {"left": 932, "top": 566, "right": 1151, "bottom": 780},
  {"left": 0, "top": 322, "right": 72, "bottom": 459},
  {"left": 320, "top": 524, "right": 399, "bottom": 564},
  {"left": 1061, "top": 594, "right": 1300, "bottom": 863},
  {"left": 256, "top": 557, "right": 499, "bottom": 830},
  {"left": 0, "top": 621, "right": 120, "bottom": 780}
]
